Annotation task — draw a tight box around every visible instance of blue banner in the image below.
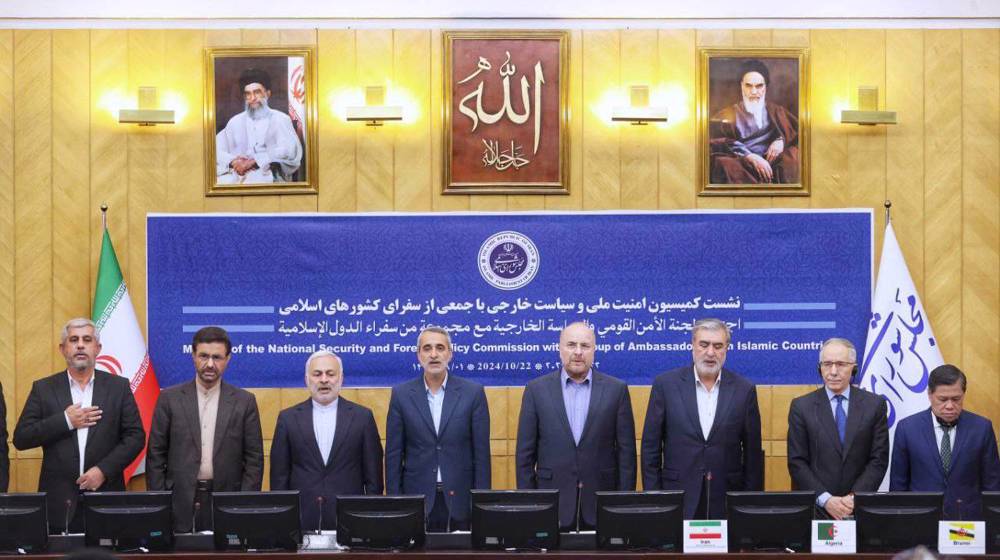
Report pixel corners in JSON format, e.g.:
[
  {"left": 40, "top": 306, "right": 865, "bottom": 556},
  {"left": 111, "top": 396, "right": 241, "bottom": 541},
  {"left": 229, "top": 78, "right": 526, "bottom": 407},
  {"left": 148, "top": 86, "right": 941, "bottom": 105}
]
[{"left": 147, "top": 210, "right": 872, "bottom": 388}]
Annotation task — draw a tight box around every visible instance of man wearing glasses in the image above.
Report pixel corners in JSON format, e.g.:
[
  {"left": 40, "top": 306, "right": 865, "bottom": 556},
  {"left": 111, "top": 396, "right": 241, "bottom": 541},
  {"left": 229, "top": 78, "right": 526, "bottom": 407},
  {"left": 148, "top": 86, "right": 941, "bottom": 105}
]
[
  {"left": 786, "top": 338, "right": 888, "bottom": 519},
  {"left": 147, "top": 326, "right": 264, "bottom": 533}
]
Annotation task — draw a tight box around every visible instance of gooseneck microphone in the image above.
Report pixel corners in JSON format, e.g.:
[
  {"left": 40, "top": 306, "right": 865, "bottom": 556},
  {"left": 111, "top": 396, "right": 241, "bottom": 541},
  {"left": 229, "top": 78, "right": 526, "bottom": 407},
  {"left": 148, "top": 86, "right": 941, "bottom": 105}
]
[
  {"left": 445, "top": 490, "right": 455, "bottom": 533},
  {"left": 704, "top": 471, "right": 713, "bottom": 520},
  {"left": 316, "top": 496, "right": 325, "bottom": 534},
  {"left": 574, "top": 481, "right": 584, "bottom": 533},
  {"left": 192, "top": 501, "right": 201, "bottom": 534},
  {"left": 63, "top": 499, "right": 72, "bottom": 536}
]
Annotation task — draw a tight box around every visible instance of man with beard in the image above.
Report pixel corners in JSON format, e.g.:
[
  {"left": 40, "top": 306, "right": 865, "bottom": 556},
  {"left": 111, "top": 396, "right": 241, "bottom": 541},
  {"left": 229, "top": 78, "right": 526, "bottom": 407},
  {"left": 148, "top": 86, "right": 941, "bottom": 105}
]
[
  {"left": 216, "top": 67, "right": 303, "bottom": 184},
  {"left": 270, "top": 350, "right": 383, "bottom": 531},
  {"left": 13, "top": 318, "right": 145, "bottom": 532},
  {"left": 709, "top": 59, "right": 799, "bottom": 184},
  {"left": 147, "top": 326, "right": 264, "bottom": 533},
  {"left": 641, "top": 318, "right": 763, "bottom": 519}
]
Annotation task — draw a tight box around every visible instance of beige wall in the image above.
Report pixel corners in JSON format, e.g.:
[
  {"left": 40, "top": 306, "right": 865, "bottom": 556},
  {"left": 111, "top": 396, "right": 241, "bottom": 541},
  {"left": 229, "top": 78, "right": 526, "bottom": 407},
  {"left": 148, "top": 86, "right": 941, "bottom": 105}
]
[{"left": 0, "top": 28, "right": 997, "bottom": 494}]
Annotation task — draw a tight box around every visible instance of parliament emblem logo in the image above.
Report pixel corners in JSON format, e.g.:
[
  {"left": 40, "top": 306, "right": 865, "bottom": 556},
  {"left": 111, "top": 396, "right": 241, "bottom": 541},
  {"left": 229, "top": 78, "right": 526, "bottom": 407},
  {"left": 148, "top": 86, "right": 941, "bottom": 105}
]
[{"left": 478, "top": 231, "right": 540, "bottom": 290}]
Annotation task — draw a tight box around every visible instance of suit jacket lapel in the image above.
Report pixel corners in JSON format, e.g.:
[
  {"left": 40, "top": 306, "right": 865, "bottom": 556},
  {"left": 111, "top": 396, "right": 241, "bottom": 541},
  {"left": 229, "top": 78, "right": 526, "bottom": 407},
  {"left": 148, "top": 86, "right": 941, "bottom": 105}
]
[
  {"left": 85, "top": 373, "right": 108, "bottom": 458},
  {"left": 707, "top": 372, "right": 735, "bottom": 442},
  {"left": 578, "top": 372, "right": 604, "bottom": 444},
  {"left": 680, "top": 368, "right": 704, "bottom": 442},
  {"left": 814, "top": 389, "right": 843, "bottom": 456},
  {"left": 409, "top": 382, "right": 437, "bottom": 437},
  {"left": 295, "top": 401, "right": 326, "bottom": 467},
  {"left": 919, "top": 410, "right": 946, "bottom": 477},
  {"left": 180, "top": 381, "right": 202, "bottom": 450},
  {"left": 947, "top": 412, "right": 969, "bottom": 475},
  {"left": 437, "top": 380, "right": 462, "bottom": 437},
  {"left": 546, "top": 373, "right": 576, "bottom": 444},
  {"left": 841, "top": 390, "right": 863, "bottom": 458},
  {"left": 212, "top": 383, "right": 235, "bottom": 462},
  {"left": 54, "top": 372, "right": 77, "bottom": 466},
  {"left": 328, "top": 399, "right": 354, "bottom": 468}
]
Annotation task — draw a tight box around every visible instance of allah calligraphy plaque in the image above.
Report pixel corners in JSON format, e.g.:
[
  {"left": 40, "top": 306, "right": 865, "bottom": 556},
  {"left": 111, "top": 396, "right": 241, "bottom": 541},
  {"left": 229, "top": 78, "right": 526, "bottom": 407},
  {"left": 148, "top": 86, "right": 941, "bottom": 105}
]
[
  {"left": 444, "top": 30, "right": 570, "bottom": 195},
  {"left": 698, "top": 48, "right": 810, "bottom": 197}
]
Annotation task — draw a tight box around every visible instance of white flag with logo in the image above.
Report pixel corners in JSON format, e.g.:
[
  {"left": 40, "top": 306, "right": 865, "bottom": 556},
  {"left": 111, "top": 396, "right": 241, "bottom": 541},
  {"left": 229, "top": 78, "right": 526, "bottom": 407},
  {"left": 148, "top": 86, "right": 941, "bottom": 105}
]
[{"left": 858, "top": 221, "right": 944, "bottom": 490}]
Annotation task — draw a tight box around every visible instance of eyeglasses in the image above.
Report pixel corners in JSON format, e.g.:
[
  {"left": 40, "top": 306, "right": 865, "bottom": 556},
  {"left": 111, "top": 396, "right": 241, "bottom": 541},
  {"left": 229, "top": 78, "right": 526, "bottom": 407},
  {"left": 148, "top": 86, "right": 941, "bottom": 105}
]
[
  {"left": 819, "top": 361, "right": 856, "bottom": 370},
  {"left": 196, "top": 353, "right": 228, "bottom": 364}
]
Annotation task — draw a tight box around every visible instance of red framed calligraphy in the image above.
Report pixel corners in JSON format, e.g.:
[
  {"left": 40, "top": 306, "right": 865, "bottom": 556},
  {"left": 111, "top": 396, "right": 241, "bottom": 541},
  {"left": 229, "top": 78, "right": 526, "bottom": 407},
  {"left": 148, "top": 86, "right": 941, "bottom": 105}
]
[{"left": 444, "top": 30, "right": 570, "bottom": 195}]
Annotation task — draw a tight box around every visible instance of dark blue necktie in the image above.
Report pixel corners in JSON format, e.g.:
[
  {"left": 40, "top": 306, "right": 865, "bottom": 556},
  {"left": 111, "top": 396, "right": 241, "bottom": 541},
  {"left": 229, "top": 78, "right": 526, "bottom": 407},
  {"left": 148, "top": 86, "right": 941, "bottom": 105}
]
[{"left": 834, "top": 395, "right": 847, "bottom": 444}]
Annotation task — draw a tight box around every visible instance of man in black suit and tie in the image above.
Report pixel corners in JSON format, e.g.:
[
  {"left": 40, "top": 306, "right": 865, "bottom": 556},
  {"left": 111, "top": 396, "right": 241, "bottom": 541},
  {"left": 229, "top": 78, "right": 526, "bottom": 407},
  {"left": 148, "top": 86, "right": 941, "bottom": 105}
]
[
  {"left": 147, "top": 326, "right": 264, "bottom": 533},
  {"left": 786, "top": 338, "right": 888, "bottom": 519},
  {"left": 386, "top": 326, "right": 491, "bottom": 532},
  {"left": 12, "top": 318, "right": 145, "bottom": 532},
  {"left": 516, "top": 321, "right": 637, "bottom": 530},
  {"left": 270, "top": 350, "right": 384, "bottom": 531},
  {"left": 641, "top": 317, "right": 762, "bottom": 519}
]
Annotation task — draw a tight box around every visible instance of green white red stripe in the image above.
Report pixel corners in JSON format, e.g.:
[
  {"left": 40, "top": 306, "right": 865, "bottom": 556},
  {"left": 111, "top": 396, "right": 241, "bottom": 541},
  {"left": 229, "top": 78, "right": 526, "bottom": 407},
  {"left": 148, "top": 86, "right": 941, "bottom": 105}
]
[{"left": 92, "top": 229, "right": 160, "bottom": 482}]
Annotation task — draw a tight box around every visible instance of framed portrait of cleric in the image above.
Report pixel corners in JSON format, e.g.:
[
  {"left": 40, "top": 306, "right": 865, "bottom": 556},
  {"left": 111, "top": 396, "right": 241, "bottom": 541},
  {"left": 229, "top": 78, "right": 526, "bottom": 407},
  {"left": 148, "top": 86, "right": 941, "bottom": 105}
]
[
  {"left": 204, "top": 46, "right": 317, "bottom": 196},
  {"left": 443, "top": 30, "right": 570, "bottom": 195},
  {"left": 698, "top": 48, "right": 810, "bottom": 197}
]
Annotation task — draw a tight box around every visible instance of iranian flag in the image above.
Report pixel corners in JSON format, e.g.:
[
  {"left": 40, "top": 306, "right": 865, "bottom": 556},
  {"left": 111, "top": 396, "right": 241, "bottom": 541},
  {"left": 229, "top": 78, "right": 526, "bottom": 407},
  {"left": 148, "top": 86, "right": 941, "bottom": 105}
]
[{"left": 92, "top": 229, "right": 160, "bottom": 482}]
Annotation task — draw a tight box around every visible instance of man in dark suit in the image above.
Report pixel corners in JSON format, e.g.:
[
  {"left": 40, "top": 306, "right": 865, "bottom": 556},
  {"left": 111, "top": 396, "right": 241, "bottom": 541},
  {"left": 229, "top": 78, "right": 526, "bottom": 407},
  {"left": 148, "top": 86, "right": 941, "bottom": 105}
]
[
  {"left": 386, "top": 326, "right": 491, "bottom": 532},
  {"left": 270, "top": 350, "right": 384, "bottom": 531},
  {"left": 516, "top": 321, "right": 636, "bottom": 530},
  {"left": 890, "top": 364, "right": 1000, "bottom": 520},
  {"left": 787, "top": 338, "right": 889, "bottom": 519},
  {"left": 12, "top": 318, "right": 145, "bottom": 532},
  {"left": 1, "top": 380, "right": 8, "bottom": 492},
  {"left": 641, "top": 317, "right": 763, "bottom": 519},
  {"left": 147, "top": 326, "right": 264, "bottom": 533}
]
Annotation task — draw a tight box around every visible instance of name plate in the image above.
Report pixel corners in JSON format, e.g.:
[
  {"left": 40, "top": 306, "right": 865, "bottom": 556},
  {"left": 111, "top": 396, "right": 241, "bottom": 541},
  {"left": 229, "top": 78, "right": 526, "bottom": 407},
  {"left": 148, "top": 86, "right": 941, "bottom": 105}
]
[
  {"left": 301, "top": 531, "right": 342, "bottom": 550},
  {"left": 684, "top": 520, "right": 728, "bottom": 553},
  {"left": 938, "top": 521, "right": 985, "bottom": 555},
  {"left": 811, "top": 520, "right": 856, "bottom": 553}
]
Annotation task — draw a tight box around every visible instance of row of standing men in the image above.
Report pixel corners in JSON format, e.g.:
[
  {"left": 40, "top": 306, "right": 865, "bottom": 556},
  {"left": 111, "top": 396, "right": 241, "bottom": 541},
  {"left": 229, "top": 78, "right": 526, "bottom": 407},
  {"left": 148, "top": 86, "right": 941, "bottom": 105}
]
[{"left": 0, "top": 317, "right": 997, "bottom": 534}]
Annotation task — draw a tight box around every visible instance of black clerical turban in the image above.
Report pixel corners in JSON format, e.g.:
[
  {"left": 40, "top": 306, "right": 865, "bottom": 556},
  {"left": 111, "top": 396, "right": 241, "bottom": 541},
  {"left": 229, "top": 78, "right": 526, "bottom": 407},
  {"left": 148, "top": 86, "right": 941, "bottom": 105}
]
[{"left": 239, "top": 68, "right": 272, "bottom": 92}]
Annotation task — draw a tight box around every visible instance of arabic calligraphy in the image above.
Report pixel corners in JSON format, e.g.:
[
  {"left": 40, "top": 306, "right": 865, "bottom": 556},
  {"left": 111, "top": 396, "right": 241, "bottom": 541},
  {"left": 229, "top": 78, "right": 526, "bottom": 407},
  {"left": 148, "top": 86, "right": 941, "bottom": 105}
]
[{"left": 482, "top": 139, "right": 530, "bottom": 171}]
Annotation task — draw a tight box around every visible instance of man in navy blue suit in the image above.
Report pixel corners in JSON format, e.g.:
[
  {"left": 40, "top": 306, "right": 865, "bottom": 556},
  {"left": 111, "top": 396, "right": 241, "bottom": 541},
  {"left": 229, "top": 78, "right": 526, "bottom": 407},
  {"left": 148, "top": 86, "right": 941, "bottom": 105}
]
[
  {"left": 385, "top": 327, "right": 491, "bottom": 532},
  {"left": 270, "top": 350, "right": 383, "bottom": 531},
  {"left": 641, "top": 317, "right": 763, "bottom": 519},
  {"left": 890, "top": 364, "right": 1000, "bottom": 520},
  {"left": 515, "top": 321, "right": 636, "bottom": 530}
]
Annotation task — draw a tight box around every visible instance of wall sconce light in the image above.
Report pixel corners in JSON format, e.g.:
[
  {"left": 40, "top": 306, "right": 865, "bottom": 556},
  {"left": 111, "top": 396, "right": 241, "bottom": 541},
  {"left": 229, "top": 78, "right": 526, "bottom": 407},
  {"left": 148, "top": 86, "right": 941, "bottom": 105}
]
[
  {"left": 118, "top": 86, "right": 175, "bottom": 126},
  {"left": 840, "top": 86, "right": 897, "bottom": 125},
  {"left": 345, "top": 86, "right": 403, "bottom": 126},
  {"left": 612, "top": 85, "right": 668, "bottom": 125}
]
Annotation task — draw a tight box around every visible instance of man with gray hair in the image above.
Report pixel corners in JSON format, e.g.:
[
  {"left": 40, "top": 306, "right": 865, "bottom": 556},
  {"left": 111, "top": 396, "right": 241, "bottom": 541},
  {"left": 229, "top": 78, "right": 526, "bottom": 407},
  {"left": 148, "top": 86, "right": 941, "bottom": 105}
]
[
  {"left": 641, "top": 317, "right": 762, "bottom": 519},
  {"left": 787, "top": 338, "right": 888, "bottom": 519},
  {"left": 270, "top": 350, "right": 383, "bottom": 531},
  {"left": 386, "top": 326, "right": 491, "bottom": 532},
  {"left": 13, "top": 318, "right": 144, "bottom": 532}
]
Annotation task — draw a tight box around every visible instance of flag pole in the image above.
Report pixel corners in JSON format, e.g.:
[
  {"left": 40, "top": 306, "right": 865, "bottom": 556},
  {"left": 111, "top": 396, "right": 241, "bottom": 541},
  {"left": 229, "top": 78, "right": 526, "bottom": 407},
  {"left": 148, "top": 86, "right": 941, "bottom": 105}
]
[
  {"left": 884, "top": 199, "right": 891, "bottom": 225},
  {"left": 100, "top": 203, "right": 108, "bottom": 231}
]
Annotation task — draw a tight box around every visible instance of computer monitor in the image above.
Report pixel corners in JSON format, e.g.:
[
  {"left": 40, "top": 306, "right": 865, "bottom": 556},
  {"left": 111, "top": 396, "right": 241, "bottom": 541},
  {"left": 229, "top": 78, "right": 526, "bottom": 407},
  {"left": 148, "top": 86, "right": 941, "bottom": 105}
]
[
  {"left": 596, "top": 490, "right": 684, "bottom": 551},
  {"left": 83, "top": 491, "right": 173, "bottom": 551},
  {"left": 0, "top": 493, "right": 48, "bottom": 553},
  {"left": 212, "top": 491, "right": 301, "bottom": 551},
  {"left": 470, "top": 489, "right": 559, "bottom": 551},
  {"left": 335, "top": 495, "right": 425, "bottom": 550},
  {"left": 854, "top": 491, "right": 943, "bottom": 552},
  {"left": 726, "top": 491, "right": 815, "bottom": 552},
  {"left": 982, "top": 492, "right": 1000, "bottom": 554}
]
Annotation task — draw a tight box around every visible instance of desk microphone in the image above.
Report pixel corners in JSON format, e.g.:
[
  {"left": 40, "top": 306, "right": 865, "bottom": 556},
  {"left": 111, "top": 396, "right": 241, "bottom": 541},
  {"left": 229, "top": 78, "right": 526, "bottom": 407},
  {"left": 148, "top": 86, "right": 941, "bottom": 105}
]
[
  {"left": 704, "top": 471, "right": 713, "bottom": 520},
  {"left": 192, "top": 501, "right": 201, "bottom": 534},
  {"left": 574, "top": 481, "right": 584, "bottom": 533},
  {"left": 445, "top": 490, "right": 455, "bottom": 533},
  {"left": 956, "top": 499, "right": 963, "bottom": 521},
  {"left": 316, "top": 496, "right": 325, "bottom": 534},
  {"left": 63, "top": 499, "right": 72, "bottom": 536}
]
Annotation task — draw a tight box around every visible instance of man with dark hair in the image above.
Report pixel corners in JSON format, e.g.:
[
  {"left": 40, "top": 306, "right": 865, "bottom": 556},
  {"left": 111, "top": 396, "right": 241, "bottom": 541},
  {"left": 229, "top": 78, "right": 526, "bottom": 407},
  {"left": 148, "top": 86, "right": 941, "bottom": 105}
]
[
  {"left": 147, "top": 326, "right": 264, "bottom": 533},
  {"left": 216, "top": 66, "right": 302, "bottom": 184},
  {"left": 641, "top": 317, "right": 763, "bottom": 519},
  {"left": 13, "top": 318, "right": 145, "bottom": 532},
  {"left": 386, "top": 326, "right": 491, "bottom": 532},
  {"left": 787, "top": 338, "right": 889, "bottom": 519},
  {"left": 890, "top": 364, "right": 1000, "bottom": 520},
  {"left": 710, "top": 58, "right": 799, "bottom": 184}
]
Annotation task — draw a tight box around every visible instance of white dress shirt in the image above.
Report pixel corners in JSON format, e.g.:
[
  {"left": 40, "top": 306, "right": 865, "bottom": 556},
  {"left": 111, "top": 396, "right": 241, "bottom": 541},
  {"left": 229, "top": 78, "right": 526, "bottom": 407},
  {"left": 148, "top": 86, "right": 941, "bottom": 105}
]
[
  {"left": 64, "top": 372, "right": 95, "bottom": 476},
  {"left": 425, "top": 373, "right": 448, "bottom": 482},
  {"left": 694, "top": 367, "right": 722, "bottom": 440},
  {"left": 312, "top": 398, "right": 339, "bottom": 465}
]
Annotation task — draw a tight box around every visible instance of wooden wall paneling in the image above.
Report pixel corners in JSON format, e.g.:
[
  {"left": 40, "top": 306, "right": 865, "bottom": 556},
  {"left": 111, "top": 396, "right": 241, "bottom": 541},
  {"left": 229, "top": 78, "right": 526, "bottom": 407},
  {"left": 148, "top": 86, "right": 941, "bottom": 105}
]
[
  {"left": 845, "top": 30, "right": 888, "bottom": 235},
  {"left": 808, "top": 30, "right": 850, "bottom": 210},
  {"left": 355, "top": 387, "right": 391, "bottom": 442},
  {"left": 51, "top": 30, "right": 91, "bottom": 333},
  {"left": 619, "top": 29, "right": 659, "bottom": 210},
  {"left": 732, "top": 29, "right": 773, "bottom": 210},
  {"left": 657, "top": 29, "right": 697, "bottom": 210},
  {"left": 14, "top": 30, "right": 54, "bottom": 411},
  {"left": 468, "top": 195, "right": 508, "bottom": 211},
  {"left": 278, "top": 29, "right": 319, "bottom": 213},
  {"left": 485, "top": 386, "right": 508, "bottom": 440},
  {"left": 240, "top": 29, "right": 283, "bottom": 212},
  {"left": 545, "top": 29, "right": 583, "bottom": 211},
  {"left": 164, "top": 30, "right": 207, "bottom": 215},
  {"left": 203, "top": 30, "right": 244, "bottom": 212},
  {"left": 355, "top": 30, "right": 395, "bottom": 212},
  {"left": 127, "top": 29, "right": 167, "bottom": 335},
  {"left": 629, "top": 385, "right": 650, "bottom": 441},
  {"left": 247, "top": 387, "right": 282, "bottom": 440},
  {"left": 393, "top": 30, "right": 433, "bottom": 212},
  {"left": 961, "top": 29, "right": 999, "bottom": 419},
  {"left": 317, "top": 29, "right": 357, "bottom": 213},
  {"left": 0, "top": 30, "right": 13, "bottom": 473},
  {"left": 923, "top": 30, "right": 964, "bottom": 365},
  {"left": 581, "top": 30, "right": 621, "bottom": 210},
  {"left": 430, "top": 29, "right": 469, "bottom": 213},
  {"left": 771, "top": 30, "right": 812, "bottom": 209},
  {"left": 695, "top": 29, "right": 734, "bottom": 210},
  {"left": 885, "top": 30, "right": 926, "bottom": 292}
]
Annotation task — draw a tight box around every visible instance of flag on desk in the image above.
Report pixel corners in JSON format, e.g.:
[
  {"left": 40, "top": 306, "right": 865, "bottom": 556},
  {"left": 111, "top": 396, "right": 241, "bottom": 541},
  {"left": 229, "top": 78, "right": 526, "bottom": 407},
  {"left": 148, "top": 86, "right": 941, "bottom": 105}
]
[
  {"left": 92, "top": 229, "right": 161, "bottom": 482},
  {"left": 858, "top": 221, "right": 944, "bottom": 490}
]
